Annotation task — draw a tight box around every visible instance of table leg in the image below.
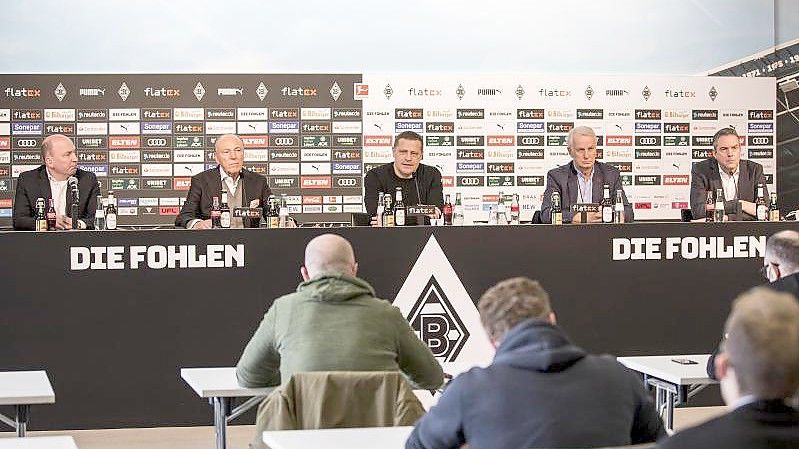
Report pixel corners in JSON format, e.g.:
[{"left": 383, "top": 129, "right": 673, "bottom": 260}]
[
  {"left": 212, "top": 397, "right": 228, "bottom": 449},
  {"left": 15, "top": 405, "right": 29, "bottom": 437},
  {"left": 665, "top": 390, "right": 675, "bottom": 431}
]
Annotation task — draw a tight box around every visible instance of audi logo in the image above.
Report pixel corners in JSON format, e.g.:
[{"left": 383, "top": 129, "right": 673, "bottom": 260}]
[
  {"left": 638, "top": 137, "right": 658, "bottom": 145},
  {"left": 273, "top": 137, "right": 294, "bottom": 146},
  {"left": 147, "top": 138, "right": 167, "bottom": 146},
  {"left": 336, "top": 178, "right": 357, "bottom": 186},
  {"left": 459, "top": 177, "right": 481, "bottom": 186},
  {"left": 751, "top": 137, "right": 770, "bottom": 145},
  {"left": 520, "top": 137, "right": 542, "bottom": 145},
  {"left": 16, "top": 139, "right": 37, "bottom": 148}
]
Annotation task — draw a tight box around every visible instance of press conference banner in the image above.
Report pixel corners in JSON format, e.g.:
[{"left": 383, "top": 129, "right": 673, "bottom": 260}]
[
  {"left": 1, "top": 222, "right": 793, "bottom": 429},
  {"left": 0, "top": 74, "right": 775, "bottom": 226}
]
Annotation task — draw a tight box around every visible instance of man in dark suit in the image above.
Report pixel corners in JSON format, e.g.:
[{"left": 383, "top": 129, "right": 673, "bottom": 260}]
[
  {"left": 689, "top": 127, "right": 768, "bottom": 221},
  {"left": 707, "top": 230, "right": 799, "bottom": 378},
  {"left": 13, "top": 134, "right": 99, "bottom": 230},
  {"left": 762, "top": 230, "right": 799, "bottom": 297},
  {"left": 660, "top": 287, "right": 799, "bottom": 449},
  {"left": 540, "top": 126, "right": 633, "bottom": 223},
  {"left": 176, "top": 134, "right": 272, "bottom": 229}
]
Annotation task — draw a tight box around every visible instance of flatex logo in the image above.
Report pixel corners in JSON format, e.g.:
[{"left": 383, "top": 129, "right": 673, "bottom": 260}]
[
  {"left": 4, "top": 87, "right": 42, "bottom": 98},
  {"left": 393, "top": 236, "right": 493, "bottom": 367}
]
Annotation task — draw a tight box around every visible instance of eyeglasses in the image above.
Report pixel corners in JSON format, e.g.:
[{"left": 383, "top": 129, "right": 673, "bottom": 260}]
[{"left": 760, "top": 262, "right": 780, "bottom": 280}]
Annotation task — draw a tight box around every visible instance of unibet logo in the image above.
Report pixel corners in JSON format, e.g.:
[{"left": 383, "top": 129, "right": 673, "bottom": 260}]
[{"left": 407, "top": 277, "right": 469, "bottom": 362}]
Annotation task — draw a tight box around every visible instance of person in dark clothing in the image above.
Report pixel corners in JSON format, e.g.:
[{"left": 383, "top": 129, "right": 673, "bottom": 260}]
[
  {"left": 660, "top": 288, "right": 799, "bottom": 449},
  {"left": 707, "top": 230, "right": 799, "bottom": 378},
  {"left": 405, "top": 277, "right": 665, "bottom": 449},
  {"left": 363, "top": 131, "right": 443, "bottom": 225}
]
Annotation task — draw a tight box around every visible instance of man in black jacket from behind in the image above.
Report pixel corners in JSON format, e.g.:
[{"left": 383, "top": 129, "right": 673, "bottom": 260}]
[
  {"left": 661, "top": 287, "right": 799, "bottom": 449},
  {"left": 363, "top": 131, "right": 443, "bottom": 225},
  {"left": 406, "top": 277, "right": 665, "bottom": 449},
  {"left": 707, "top": 230, "right": 799, "bottom": 378}
]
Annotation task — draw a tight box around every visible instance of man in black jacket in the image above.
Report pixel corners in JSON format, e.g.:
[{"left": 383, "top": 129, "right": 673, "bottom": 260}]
[
  {"left": 689, "top": 127, "right": 768, "bottom": 221},
  {"left": 363, "top": 131, "right": 443, "bottom": 225},
  {"left": 13, "top": 134, "right": 99, "bottom": 230},
  {"left": 176, "top": 134, "right": 271, "bottom": 229},
  {"left": 661, "top": 288, "right": 799, "bottom": 449},
  {"left": 763, "top": 230, "right": 799, "bottom": 297},
  {"left": 707, "top": 230, "right": 799, "bottom": 378},
  {"left": 406, "top": 277, "right": 665, "bottom": 449}
]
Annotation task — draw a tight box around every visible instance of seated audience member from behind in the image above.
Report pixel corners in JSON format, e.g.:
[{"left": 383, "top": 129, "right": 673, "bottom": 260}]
[
  {"left": 660, "top": 288, "right": 799, "bottom": 449},
  {"left": 363, "top": 130, "right": 444, "bottom": 225},
  {"left": 762, "top": 229, "right": 799, "bottom": 297},
  {"left": 235, "top": 233, "right": 443, "bottom": 389},
  {"left": 707, "top": 229, "right": 799, "bottom": 378},
  {"left": 405, "top": 277, "right": 664, "bottom": 449},
  {"left": 689, "top": 127, "right": 768, "bottom": 221},
  {"left": 539, "top": 126, "right": 633, "bottom": 223}
]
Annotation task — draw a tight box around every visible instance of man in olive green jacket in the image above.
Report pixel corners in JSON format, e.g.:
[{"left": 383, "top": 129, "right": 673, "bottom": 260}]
[{"left": 235, "top": 233, "right": 444, "bottom": 390}]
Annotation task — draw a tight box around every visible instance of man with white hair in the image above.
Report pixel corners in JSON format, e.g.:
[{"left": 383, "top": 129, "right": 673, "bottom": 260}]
[
  {"left": 540, "top": 126, "right": 633, "bottom": 223},
  {"left": 176, "top": 133, "right": 272, "bottom": 229},
  {"left": 235, "top": 233, "right": 443, "bottom": 389}
]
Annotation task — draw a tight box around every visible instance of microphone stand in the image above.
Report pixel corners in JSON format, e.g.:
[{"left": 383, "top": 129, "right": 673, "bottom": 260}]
[{"left": 70, "top": 183, "right": 79, "bottom": 230}]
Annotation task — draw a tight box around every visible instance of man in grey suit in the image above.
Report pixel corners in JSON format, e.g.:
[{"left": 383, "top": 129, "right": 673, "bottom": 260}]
[
  {"left": 689, "top": 127, "right": 768, "bottom": 221},
  {"left": 540, "top": 126, "right": 633, "bottom": 223}
]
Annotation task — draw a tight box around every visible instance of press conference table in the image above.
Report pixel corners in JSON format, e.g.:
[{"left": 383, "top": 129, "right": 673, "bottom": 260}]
[
  {"left": 2, "top": 222, "right": 795, "bottom": 431},
  {"left": 0, "top": 372, "right": 55, "bottom": 437},
  {"left": 618, "top": 354, "right": 716, "bottom": 431},
  {"left": 180, "top": 368, "right": 273, "bottom": 449},
  {"left": 262, "top": 426, "right": 414, "bottom": 449},
  {"left": 0, "top": 436, "right": 77, "bottom": 449}
]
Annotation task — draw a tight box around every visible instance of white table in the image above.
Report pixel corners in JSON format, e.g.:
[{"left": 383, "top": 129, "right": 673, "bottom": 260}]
[
  {"left": 618, "top": 354, "right": 716, "bottom": 431},
  {"left": 180, "top": 367, "right": 273, "bottom": 449},
  {"left": 263, "top": 426, "right": 413, "bottom": 449},
  {"left": 0, "top": 436, "right": 77, "bottom": 449},
  {"left": 0, "top": 371, "right": 55, "bottom": 437}
]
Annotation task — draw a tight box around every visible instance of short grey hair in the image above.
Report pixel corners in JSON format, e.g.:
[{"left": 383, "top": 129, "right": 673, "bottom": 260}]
[
  {"left": 567, "top": 126, "right": 596, "bottom": 150},
  {"left": 766, "top": 230, "right": 799, "bottom": 274}
]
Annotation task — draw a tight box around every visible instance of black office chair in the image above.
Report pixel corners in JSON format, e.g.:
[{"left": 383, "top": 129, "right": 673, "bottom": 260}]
[
  {"left": 680, "top": 209, "right": 693, "bottom": 222},
  {"left": 532, "top": 210, "right": 543, "bottom": 224}
]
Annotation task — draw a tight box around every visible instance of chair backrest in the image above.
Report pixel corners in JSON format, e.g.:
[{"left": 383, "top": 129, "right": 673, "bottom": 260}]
[
  {"left": 532, "top": 210, "right": 543, "bottom": 224},
  {"left": 680, "top": 208, "right": 693, "bottom": 222},
  {"left": 251, "top": 371, "right": 425, "bottom": 448}
]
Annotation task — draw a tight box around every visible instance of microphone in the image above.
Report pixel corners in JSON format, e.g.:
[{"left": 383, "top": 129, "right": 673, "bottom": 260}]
[
  {"left": 412, "top": 169, "right": 422, "bottom": 204},
  {"left": 68, "top": 176, "right": 79, "bottom": 229}
]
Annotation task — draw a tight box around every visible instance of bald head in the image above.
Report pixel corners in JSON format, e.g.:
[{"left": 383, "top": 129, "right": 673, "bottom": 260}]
[
  {"left": 214, "top": 133, "right": 244, "bottom": 151},
  {"left": 765, "top": 230, "right": 799, "bottom": 276},
  {"left": 214, "top": 134, "right": 244, "bottom": 178},
  {"left": 41, "top": 134, "right": 74, "bottom": 159},
  {"left": 303, "top": 234, "right": 357, "bottom": 278}
]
